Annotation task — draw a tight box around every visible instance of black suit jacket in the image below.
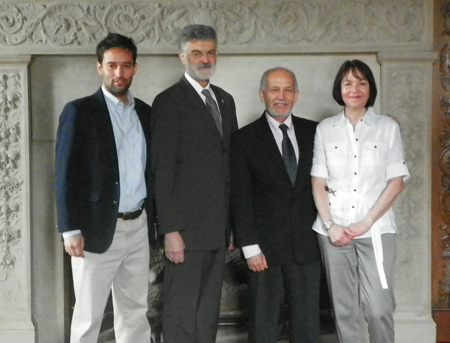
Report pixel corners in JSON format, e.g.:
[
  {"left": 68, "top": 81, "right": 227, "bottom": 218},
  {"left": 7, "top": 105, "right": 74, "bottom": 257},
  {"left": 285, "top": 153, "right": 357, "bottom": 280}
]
[
  {"left": 230, "top": 114, "right": 320, "bottom": 266},
  {"left": 55, "top": 88, "right": 154, "bottom": 253},
  {"left": 151, "top": 76, "right": 238, "bottom": 251}
]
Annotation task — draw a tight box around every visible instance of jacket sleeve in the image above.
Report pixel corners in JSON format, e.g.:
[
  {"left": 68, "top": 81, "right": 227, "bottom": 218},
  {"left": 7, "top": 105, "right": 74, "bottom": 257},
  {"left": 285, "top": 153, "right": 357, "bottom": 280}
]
[
  {"left": 230, "top": 132, "right": 259, "bottom": 247},
  {"left": 55, "top": 102, "right": 83, "bottom": 233},
  {"left": 150, "top": 92, "right": 185, "bottom": 235}
]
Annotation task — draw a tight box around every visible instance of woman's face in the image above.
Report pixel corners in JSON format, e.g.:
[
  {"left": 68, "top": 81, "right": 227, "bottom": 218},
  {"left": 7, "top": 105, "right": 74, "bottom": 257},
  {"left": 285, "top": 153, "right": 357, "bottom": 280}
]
[{"left": 341, "top": 68, "right": 370, "bottom": 111}]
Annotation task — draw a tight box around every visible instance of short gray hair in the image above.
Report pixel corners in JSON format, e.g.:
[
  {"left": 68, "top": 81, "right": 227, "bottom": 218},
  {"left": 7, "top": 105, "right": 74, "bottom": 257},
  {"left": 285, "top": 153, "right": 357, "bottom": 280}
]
[
  {"left": 178, "top": 24, "right": 218, "bottom": 52},
  {"left": 260, "top": 67, "right": 298, "bottom": 91}
]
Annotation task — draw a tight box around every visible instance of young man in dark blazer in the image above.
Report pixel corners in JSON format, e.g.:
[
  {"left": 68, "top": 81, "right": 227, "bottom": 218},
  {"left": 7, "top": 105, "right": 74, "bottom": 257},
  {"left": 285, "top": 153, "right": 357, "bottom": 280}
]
[
  {"left": 55, "top": 33, "right": 154, "bottom": 343},
  {"left": 230, "top": 68, "right": 321, "bottom": 343},
  {"left": 151, "top": 24, "right": 238, "bottom": 343}
]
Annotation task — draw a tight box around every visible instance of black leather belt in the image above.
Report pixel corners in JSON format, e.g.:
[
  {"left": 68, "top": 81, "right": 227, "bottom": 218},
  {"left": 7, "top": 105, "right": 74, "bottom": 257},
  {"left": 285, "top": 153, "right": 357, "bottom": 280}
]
[{"left": 117, "top": 208, "right": 143, "bottom": 220}]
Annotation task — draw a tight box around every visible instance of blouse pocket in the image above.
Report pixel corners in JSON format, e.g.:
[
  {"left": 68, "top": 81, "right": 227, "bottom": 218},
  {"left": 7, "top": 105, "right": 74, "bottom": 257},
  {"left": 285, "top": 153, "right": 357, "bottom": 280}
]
[
  {"left": 324, "top": 142, "right": 348, "bottom": 166},
  {"left": 362, "top": 142, "right": 387, "bottom": 166}
]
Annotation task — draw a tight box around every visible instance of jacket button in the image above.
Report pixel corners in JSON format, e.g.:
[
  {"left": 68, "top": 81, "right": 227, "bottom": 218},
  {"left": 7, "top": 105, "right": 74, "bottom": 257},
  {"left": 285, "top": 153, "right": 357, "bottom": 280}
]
[{"left": 113, "top": 201, "right": 118, "bottom": 205}]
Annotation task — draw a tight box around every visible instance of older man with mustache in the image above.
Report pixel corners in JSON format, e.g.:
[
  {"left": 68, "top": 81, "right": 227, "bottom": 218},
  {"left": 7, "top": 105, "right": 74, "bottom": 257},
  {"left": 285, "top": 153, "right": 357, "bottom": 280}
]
[
  {"left": 151, "top": 24, "right": 238, "bottom": 343},
  {"left": 230, "top": 67, "right": 321, "bottom": 343}
]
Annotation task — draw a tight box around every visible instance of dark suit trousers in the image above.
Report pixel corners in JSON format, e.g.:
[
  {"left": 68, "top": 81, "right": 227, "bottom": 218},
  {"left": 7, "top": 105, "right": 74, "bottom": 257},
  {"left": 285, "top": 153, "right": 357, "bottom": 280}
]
[
  {"left": 247, "top": 262, "right": 321, "bottom": 343},
  {"left": 162, "top": 248, "right": 226, "bottom": 343}
]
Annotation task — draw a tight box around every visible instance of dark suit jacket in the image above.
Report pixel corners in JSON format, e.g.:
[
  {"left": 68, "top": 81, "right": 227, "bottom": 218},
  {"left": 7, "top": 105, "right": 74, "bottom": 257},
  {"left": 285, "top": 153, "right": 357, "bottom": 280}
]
[
  {"left": 55, "top": 88, "right": 154, "bottom": 253},
  {"left": 151, "top": 76, "right": 238, "bottom": 251},
  {"left": 230, "top": 114, "right": 320, "bottom": 266}
]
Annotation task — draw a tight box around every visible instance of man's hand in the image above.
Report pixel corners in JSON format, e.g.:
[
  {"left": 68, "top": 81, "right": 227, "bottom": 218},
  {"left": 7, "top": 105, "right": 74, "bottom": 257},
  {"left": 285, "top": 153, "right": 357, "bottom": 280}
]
[
  {"left": 64, "top": 234, "right": 85, "bottom": 257},
  {"left": 328, "top": 225, "right": 353, "bottom": 247},
  {"left": 165, "top": 231, "right": 185, "bottom": 264},
  {"left": 247, "top": 253, "right": 268, "bottom": 272}
]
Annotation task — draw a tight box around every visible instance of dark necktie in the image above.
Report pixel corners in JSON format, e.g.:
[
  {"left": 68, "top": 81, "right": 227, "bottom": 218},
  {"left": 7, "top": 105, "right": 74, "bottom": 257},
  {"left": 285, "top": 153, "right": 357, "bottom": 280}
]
[
  {"left": 279, "top": 124, "right": 297, "bottom": 185},
  {"left": 201, "top": 89, "right": 223, "bottom": 137}
]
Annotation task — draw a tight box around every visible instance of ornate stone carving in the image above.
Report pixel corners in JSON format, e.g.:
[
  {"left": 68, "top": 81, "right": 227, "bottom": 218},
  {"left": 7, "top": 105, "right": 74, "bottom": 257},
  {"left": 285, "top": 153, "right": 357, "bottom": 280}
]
[
  {"left": 0, "top": 1, "right": 426, "bottom": 52},
  {"left": 0, "top": 71, "right": 23, "bottom": 284},
  {"left": 379, "top": 67, "right": 426, "bottom": 305}
]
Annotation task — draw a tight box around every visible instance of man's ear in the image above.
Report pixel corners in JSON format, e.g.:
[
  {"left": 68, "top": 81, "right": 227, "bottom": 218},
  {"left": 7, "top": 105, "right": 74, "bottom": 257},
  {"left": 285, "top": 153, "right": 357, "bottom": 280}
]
[
  {"left": 96, "top": 62, "right": 102, "bottom": 75},
  {"left": 259, "top": 90, "right": 265, "bottom": 102}
]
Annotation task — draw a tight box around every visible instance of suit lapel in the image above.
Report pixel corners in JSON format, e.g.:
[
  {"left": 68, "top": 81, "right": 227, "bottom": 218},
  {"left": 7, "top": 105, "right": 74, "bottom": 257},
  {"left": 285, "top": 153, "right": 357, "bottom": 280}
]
[
  {"left": 180, "top": 76, "right": 222, "bottom": 140},
  {"left": 255, "top": 114, "right": 292, "bottom": 181},
  {"left": 292, "top": 116, "right": 309, "bottom": 190}
]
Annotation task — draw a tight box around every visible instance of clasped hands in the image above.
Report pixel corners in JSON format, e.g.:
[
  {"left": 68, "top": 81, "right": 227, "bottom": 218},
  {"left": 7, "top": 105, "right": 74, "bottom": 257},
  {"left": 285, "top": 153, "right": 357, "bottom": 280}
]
[{"left": 329, "top": 219, "right": 373, "bottom": 247}]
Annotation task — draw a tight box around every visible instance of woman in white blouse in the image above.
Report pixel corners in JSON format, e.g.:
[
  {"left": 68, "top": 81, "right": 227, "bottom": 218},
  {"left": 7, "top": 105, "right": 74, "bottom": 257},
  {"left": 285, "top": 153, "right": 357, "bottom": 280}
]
[{"left": 311, "top": 59, "right": 410, "bottom": 343}]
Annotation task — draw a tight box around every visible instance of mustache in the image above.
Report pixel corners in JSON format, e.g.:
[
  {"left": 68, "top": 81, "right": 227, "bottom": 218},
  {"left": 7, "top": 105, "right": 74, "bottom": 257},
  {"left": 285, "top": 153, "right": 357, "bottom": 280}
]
[{"left": 197, "top": 64, "right": 213, "bottom": 69}]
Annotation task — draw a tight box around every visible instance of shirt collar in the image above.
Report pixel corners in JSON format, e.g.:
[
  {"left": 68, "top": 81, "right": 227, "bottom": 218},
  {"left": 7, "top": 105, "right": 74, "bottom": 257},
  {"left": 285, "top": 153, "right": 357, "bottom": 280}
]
[
  {"left": 265, "top": 111, "right": 294, "bottom": 132},
  {"left": 332, "top": 107, "right": 377, "bottom": 127},
  {"left": 184, "top": 72, "right": 211, "bottom": 94},
  {"left": 101, "top": 85, "right": 135, "bottom": 110}
]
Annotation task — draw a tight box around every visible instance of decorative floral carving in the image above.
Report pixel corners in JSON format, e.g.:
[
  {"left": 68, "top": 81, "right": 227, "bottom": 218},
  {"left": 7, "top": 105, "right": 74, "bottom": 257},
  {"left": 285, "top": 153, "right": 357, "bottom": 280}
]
[
  {"left": 382, "top": 70, "right": 424, "bottom": 302},
  {"left": 0, "top": 1, "right": 426, "bottom": 51},
  {"left": 0, "top": 72, "right": 23, "bottom": 282}
]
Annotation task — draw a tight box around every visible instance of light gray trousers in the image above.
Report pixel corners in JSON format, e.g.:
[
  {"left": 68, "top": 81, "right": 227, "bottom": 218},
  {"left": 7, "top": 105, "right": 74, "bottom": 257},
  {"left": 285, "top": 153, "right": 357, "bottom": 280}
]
[{"left": 318, "top": 233, "right": 396, "bottom": 343}]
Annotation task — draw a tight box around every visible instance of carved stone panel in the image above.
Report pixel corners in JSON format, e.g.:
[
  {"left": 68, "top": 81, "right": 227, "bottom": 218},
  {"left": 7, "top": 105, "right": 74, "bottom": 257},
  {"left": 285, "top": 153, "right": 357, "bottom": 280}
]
[
  {"left": 377, "top": 53, "right": 435, "bottom": 316},
  {"left": 0, "top": 0, "right": 429, "bottom": 54},
  {"left": 0, "top": 57, "right": 34, "bottom": 341}
]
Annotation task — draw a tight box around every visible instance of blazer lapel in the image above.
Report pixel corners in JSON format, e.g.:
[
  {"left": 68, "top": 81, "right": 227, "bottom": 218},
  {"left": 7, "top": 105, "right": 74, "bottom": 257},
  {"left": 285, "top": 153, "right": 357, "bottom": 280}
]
[{"left": 92, "top": 89, "right": 119, "bottom": 170}]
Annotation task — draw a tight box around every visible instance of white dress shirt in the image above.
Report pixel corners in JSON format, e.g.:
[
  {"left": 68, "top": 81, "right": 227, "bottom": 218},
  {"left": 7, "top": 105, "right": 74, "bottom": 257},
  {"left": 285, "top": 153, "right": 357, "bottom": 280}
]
[
  {"left": 242, "top": 112, "right": 299, "bottom": 259},
  {"left": 311, "top": 107, "right": 409, "bottom": 288}
]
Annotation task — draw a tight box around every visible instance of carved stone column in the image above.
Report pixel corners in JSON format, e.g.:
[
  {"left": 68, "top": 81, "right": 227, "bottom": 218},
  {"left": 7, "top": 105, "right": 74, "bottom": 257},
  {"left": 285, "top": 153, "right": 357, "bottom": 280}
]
[
  {"left": 378, "top": 51, "right": 437, "bottom": 343},
  {"left": 0, "top": 56, "right": 35, "bottom": 343}
]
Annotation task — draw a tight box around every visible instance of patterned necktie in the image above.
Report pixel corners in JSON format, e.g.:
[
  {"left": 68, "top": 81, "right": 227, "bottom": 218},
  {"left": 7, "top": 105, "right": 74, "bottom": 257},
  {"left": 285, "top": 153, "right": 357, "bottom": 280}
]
[
  {"left": 201, "top": 89, "right": 223, "bottom": 137},
  {"left": 279, "top": 124, "right": 297, "bottom": 185}
]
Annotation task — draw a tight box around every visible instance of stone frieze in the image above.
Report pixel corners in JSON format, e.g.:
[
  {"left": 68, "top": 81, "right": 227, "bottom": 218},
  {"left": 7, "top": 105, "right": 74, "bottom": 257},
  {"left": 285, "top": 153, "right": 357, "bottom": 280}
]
[{"left": 0, "top": 1, "right": 426, "bottom": 53}]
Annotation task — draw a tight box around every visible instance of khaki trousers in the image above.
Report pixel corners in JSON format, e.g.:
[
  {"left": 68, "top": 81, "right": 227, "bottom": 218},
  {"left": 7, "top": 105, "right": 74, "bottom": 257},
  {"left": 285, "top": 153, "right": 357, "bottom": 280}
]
[{"left": 70, "top": 211, "right": 151, "bottom": 343}]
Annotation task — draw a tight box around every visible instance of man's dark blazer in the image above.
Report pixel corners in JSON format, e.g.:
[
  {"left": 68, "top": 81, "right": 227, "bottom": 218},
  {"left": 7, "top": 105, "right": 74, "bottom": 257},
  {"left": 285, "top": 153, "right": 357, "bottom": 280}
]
[
  {"left": 55, "top": 88, "right": 154, "bottom": 253},
  {"left": 151, "top": 76, "right": 238, "bottom": 250},
  {"left": 230, "top": 113, "right": 320, "bottom": 266}
]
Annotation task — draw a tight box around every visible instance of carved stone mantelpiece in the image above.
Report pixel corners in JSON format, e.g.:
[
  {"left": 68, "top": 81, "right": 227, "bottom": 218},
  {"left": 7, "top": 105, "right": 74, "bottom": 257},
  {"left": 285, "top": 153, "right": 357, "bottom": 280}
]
[
  {"left": 0, "top": 0, "right": 430, "bottom": 54},
  {"left": 0, "top": 1, "right": 437, "bottom": 343}
]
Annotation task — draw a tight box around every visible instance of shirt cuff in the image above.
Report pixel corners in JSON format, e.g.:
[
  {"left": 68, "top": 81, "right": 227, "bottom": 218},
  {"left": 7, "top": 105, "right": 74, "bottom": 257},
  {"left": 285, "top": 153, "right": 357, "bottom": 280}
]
[
  {"left": 386, "top": 162, "right": 410, "bottom": 182},
  {"left": 62, "top": 230, "right": 82, "bottom": 239},
  {"left": 311, "top": 164, "right": 329, "bottom": 179},
  {"left": 242, "top": 244, "right": 262, "bottom": 259}
]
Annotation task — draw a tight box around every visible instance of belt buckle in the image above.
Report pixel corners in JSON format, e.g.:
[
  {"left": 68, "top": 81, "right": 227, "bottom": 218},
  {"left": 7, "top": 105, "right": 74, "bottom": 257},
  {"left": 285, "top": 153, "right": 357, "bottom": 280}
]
[{"left": 122, "top": 211, "right": 131, "bottom": 220}]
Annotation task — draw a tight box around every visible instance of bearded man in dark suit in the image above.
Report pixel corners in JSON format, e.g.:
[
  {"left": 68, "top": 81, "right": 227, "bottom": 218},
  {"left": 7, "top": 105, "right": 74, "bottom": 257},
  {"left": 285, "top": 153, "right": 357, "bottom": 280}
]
[
  {"left": 230, "top": 67, "right": 321, "bottom": 343},
  {"left": 151, "top": 24, "right": 238, "bottom": 343}
]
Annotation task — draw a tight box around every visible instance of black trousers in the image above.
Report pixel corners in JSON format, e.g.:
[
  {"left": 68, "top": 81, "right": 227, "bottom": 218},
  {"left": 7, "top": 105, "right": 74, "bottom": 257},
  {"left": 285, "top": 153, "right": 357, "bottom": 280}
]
[
  {"left": 162, "top": 248, "right": 226, "bottom": 343},
  {"left": 247, "top": 261, "right": 321, "bottom": 343}
]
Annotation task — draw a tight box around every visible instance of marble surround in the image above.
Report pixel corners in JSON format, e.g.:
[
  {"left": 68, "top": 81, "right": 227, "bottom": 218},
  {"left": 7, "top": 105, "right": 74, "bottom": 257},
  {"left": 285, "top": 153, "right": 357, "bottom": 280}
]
[{"left": 0, "top": 1, "right": 437, "bottom": 342}]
